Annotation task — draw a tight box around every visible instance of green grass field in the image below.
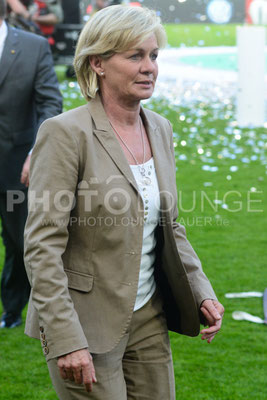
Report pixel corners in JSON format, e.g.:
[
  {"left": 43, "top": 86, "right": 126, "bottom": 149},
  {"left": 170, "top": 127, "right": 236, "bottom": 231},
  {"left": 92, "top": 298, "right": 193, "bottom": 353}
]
[
  {"left": 0, "top": 24, "right": 267, "bottom": 399},
  {"left": 165, "top": 24, "right": 237, "bottom": 47}
]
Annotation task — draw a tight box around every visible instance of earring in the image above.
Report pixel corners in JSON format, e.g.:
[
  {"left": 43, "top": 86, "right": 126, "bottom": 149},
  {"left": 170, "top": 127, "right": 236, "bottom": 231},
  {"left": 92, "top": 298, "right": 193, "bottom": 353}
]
[{"left": 100, "top": 71, "right": 105, "bottom": 76}]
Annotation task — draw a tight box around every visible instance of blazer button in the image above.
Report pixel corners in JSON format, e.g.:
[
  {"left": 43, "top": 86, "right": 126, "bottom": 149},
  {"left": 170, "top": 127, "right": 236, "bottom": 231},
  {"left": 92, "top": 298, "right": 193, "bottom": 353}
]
[
  {"left": 39, "top": 326, "right": 44, "bottom": 333},
  {"left": 43, "top": 347, "right": 49, "bottom": 355},
  {"left": 40, "top": 333, "right": 46, "bottom": 340},
  {"left": 41, "top": 340, "right": 47, "bottom": 347}
]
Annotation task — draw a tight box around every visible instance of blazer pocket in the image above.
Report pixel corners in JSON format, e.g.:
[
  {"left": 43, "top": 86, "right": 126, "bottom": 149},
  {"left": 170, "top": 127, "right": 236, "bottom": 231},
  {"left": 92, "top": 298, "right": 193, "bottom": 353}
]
[{"left": 65, "top": 269, "right": 94, "bottom": 293}]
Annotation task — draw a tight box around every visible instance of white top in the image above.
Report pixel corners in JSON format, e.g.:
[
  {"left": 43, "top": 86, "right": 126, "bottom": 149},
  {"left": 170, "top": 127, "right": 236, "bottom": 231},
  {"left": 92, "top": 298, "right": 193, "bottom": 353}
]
[
  {"left": 0, "top": 21, "right": 7, "bottom": 61},
  {"left": 130, "top": 157, "right": 160, "bottom": 311}
]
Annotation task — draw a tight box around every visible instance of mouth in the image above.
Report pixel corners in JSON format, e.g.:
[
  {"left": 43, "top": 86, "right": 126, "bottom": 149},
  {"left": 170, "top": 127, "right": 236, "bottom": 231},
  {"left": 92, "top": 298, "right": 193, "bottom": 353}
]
[{"left": 135, "top": 81, "right": 153, "bottom": 87}]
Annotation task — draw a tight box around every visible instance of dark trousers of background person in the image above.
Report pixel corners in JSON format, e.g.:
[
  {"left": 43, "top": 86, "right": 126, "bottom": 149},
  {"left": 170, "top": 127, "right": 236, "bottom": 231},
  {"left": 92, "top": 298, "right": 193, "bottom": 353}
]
[
  {"left": 61, "top": 0, "right": 80, "bottom": 23},
  {"left": 0, "top": 190, "right": 30, "bottom": 325}
]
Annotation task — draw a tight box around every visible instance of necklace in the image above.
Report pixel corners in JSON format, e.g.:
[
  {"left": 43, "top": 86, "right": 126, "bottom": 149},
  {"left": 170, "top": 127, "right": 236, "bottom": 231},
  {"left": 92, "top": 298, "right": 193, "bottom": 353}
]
[{"left": 110, "top": 118, "right": 152, "bottom": 186}]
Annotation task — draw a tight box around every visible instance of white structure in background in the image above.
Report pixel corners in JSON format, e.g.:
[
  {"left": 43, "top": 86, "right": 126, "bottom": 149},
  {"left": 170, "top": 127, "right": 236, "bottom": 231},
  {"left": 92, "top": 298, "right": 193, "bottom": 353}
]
[
  {"left": 249, "top": 0, "right": 267, "bottom": 24},
  {"left": 236, "top": 26, "right": 266, "bottom": 127}
]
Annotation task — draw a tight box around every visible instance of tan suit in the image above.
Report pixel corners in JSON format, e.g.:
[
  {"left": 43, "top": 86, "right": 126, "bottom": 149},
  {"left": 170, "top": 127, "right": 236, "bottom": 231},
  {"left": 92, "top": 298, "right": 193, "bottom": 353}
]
[{"left": 24, "top": 94, "right": 216, "bottom": 362}]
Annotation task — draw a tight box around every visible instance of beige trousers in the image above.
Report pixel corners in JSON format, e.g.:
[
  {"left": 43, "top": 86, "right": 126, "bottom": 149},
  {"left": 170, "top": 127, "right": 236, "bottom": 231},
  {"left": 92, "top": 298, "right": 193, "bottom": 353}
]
[{"left": 47, "top": 290, "right": 176, "bottom": 399}]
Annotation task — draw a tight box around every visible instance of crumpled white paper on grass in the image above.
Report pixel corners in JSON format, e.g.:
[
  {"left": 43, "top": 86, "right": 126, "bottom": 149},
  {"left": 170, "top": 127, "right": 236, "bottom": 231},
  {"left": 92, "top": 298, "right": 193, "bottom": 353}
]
[{"left": 225, "top": 291, "right": 267, "bottom": 325}]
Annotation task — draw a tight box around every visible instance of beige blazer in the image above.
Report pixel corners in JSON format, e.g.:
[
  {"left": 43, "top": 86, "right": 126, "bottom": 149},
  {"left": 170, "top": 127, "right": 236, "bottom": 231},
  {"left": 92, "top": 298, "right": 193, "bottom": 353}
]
[{"left": 24, "top": 94, "right": 217, "bottom": 361}]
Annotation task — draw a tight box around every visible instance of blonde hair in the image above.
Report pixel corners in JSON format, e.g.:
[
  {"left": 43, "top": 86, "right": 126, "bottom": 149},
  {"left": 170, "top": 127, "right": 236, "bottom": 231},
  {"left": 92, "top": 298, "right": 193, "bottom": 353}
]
[{"left": 74, "top": 5, "right": 167, "bottom": 101}]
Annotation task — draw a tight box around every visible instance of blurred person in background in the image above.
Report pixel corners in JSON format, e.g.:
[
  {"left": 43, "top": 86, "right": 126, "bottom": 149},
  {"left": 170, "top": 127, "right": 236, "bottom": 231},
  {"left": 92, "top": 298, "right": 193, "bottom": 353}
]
[
  {"left": 6, "top": 0, "right": 41, "bottom": 35},
  {"left": 87, "top": 0, "right": 127, "bottom": 16},
  {"left": 108, "top": 0, "right": 122, "bottom": 6},
  {"left": 24, "top": 5, "right": 224, "bottom": 399},
  {"left": 61, "top": 0, "right": 80, "bottom": 24},
  {"left": 87, "top": 0, "right": 109, "bottom": 15},
  {"left": 31, "top": 0, "right": 63, "bottom": 46},
  {"left": 0, "top": 0, "right": 62, "bottom": 328},
  {"left": 94, "top": 0, "right": 109, "bottom": 11},
  {"left": 6, "top": 0, "right": 62, "bottom": 39},
  {"left": 7, "top": 0, "right": 31, "bottom": 18}
]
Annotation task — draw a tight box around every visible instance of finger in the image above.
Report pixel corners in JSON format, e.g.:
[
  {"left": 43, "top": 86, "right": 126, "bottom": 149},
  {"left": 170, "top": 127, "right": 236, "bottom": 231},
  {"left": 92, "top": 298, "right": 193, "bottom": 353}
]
[
  {"left": 89, "top": 355, "right": 97, "bottom": 383},
  {"left": 201, "top": 331, "right": 218, "bottom": 343},
  {"left": 201, "top": 330, "right": 218, "bottom": 339},
  {"left": 205, "top": 304, "right": 222, "bottom": 321},
  {"left": 206, "top": 335, "right": 217, "bottom": 343},
  {"left": 82, "top": 361, "right": 95, "bottom": 392},
  {"left": 201, "top": 319, "right": 221, "bottom": 333},
  {"left": 58, "top": 366, "right": 67, "bottom": 380},
  {"left": 201, "top": 320, "right": 221, "bottom": 336},
  {"left": 85, "top": 382, "right": 93, "bottom": 393},
  {"left": 200, "top": 307, "right": 216, "bottom": 326},
  {"left": 207, "top": 302, "right": 223, "bottom": 320},
  {"left": 201, "top": 305, "right": 221, "bottom": 325},
  {"left": 201, "top": 330, "right": 219, "bottom": 340},
  {"left": 66, "top": 368, "right": 74, "bottom": 381},
  {"left": 82, "top": 369, "right": 93, "bottom": 393},
  {"left": 73, "top": 367, "right": 83, "bottom": 384},
  {"left": 214, "top": 301, "right": 225, "bottom": 317},
  {"left": 20, "top": 174, "right": 26, "bottom": 184},
  {"left": 202, "top": 299, "right": 222, "bottom": 315},
  {"left": 206, "top": 335, "right": 216, "bottom": 343},
  {"left": 21, "top": 170, "right": 29, "bottom": 184},
  {"left": 57, "top": 359, "right": 68, "bottom": 380},
  {"left": 201, "top": 317, "right": 222, "bottom": 341},
  {"left": 92, "top": 370, "right": 97, "bottom": 383}
]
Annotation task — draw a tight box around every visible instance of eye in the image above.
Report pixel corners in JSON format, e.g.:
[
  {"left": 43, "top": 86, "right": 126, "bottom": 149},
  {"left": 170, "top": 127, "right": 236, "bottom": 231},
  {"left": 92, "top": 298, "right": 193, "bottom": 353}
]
[
  {"left": 151, "top": 52, "right": 158, "bottom": 61},
  {"left": 129, "top": 53, "right": 141, "bottom": 60}
]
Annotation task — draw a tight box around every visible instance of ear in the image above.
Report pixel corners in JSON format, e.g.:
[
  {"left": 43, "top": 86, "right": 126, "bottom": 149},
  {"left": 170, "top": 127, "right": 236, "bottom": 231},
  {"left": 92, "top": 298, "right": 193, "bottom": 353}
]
[{"left": 89, "top": 55, "right": 104, "bottom": 76}]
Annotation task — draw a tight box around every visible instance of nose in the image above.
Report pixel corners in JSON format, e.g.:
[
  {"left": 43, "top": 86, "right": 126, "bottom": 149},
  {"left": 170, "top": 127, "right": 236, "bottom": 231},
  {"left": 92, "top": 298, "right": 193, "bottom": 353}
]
[{"left": 140, "top": 56, "right": 157, "bottom": 75}]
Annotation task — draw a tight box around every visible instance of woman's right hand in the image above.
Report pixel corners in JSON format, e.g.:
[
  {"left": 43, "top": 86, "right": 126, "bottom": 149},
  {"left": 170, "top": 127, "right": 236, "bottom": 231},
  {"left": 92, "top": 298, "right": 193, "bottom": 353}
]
[{"left": 57, "top": 348, "right": 97, "bottom": 392}]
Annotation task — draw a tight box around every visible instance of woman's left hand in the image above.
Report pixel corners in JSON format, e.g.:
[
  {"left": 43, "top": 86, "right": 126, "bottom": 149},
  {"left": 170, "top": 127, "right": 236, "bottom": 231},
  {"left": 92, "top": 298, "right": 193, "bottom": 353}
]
[{"left": 200, "top": 299, "right": 224, "bottom": 343}]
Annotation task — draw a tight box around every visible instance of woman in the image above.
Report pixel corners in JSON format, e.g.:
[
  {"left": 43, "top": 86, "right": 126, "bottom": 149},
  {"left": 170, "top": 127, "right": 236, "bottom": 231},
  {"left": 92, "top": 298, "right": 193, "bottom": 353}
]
[{"left": 24, "top": 5, "right": 224, "bottom": 399}]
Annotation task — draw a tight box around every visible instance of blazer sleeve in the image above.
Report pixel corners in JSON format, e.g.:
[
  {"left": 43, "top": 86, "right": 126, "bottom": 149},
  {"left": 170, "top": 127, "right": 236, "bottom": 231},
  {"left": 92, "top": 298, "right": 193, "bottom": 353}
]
[
  {"left": 167, "top": 120, "right": 217, "bottom": 308},
  {"left": 33, "top": 37, "right": 62, "bottom": 133},
  {"left": 24, "top": 118, "right": 88, "bottom": 360}
]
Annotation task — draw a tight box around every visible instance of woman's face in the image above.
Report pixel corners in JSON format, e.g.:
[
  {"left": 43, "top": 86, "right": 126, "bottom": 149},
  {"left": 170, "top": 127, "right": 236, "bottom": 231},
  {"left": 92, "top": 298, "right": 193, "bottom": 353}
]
[{"left": 99, "top": 34, "right": 159, "bottom": 105}]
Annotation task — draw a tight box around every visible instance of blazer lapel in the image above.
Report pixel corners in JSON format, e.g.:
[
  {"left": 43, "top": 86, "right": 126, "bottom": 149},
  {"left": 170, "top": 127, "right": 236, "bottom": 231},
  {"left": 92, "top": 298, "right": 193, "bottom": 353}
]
[
  {"left": 89, "top": 95, "right": 139, "bottom": 193},
  {"left": 88, "top": 95, "right": 170, "bottom": 199},
  {"left": 141, "top": 108, "right": 169, "bottom": 194},
  {"left": 0, "top": 26, "right": 20, "bottom": 88}
]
